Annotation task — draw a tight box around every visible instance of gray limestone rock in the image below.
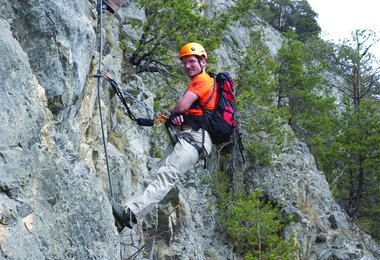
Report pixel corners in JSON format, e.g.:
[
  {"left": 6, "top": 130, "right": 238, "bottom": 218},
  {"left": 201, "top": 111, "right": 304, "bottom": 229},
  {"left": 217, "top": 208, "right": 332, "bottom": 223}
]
[{"left": 0, "top": 1, "right": 378, "bottom": 259}]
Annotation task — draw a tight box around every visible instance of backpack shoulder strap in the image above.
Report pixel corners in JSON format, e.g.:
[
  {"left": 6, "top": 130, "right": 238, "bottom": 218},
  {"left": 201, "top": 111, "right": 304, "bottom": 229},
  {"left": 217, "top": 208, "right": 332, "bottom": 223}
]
[{"left": 200, "top": 73, "right": 217, "bottom": 110}]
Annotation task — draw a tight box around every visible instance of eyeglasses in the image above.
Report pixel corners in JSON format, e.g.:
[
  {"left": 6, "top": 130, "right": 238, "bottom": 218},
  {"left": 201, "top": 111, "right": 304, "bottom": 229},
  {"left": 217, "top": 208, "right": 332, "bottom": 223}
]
[{"left": 181, "top": 58, "right": 199, "bottom": 67}]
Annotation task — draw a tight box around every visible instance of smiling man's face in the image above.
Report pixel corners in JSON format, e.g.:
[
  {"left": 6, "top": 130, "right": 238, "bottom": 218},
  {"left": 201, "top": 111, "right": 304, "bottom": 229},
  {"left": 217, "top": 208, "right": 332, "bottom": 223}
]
[{"left": 181, "top": 55, "right": 205, "bottom": 78}]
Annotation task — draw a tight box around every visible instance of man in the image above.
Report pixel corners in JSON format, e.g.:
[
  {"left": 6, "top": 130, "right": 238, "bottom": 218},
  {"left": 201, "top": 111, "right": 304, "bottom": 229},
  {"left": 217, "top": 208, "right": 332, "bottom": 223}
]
[{"left": 111, "top": 42, "right": 217, "bottom": 230}]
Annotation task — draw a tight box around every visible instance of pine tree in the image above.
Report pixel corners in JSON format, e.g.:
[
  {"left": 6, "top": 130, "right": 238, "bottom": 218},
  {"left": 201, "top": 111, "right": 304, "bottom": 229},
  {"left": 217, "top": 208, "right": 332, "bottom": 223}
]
[
  {"left": 123, "top": 0, "right": 229, "bottom": 77},
  {"left": 236, "top": 31, "right": 291, "bottom": 164},
  {"left": 276, "top": 31, "right": 336, "bottom": 141},
  {"left": 317, "top": 29, "right": 380, "bottom": 239}
]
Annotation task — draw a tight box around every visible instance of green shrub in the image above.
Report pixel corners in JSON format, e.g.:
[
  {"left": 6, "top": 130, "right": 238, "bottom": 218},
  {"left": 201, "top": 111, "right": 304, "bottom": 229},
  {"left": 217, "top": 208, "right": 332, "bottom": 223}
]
[{"left": 212, "top": 172, "right": 298, "bottom": 259}]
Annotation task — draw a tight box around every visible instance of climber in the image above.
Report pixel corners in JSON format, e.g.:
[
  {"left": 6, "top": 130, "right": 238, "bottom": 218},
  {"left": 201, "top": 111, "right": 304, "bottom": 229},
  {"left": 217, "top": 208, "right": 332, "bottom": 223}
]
[{"left": 110, "top": 42, "right": 216, "bottom": 229}]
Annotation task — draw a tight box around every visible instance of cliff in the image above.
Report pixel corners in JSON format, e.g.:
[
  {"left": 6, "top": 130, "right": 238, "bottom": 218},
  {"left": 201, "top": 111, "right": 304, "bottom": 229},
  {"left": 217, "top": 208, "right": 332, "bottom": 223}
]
[{"left": 0, "top": 1, "right": 378, "bottom": 259}]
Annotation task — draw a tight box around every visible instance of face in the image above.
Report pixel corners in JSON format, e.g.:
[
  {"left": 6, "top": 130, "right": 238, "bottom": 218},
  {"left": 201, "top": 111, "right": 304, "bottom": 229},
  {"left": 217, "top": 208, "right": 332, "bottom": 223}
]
[{"left": 181, "top": 55, "right": 206, "bottom": 78}]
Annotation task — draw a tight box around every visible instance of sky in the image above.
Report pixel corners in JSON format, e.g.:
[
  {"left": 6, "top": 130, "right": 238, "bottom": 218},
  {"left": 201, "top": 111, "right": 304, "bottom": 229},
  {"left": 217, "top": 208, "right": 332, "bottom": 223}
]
[{"left": 307, "top": 0, "right": 380, "bottom": 59}]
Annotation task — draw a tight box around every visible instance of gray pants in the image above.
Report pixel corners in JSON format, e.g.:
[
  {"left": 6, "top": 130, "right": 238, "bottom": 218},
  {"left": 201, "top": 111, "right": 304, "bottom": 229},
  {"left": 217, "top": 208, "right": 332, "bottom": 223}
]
[{"left": 126, "top": 128, "right": 212, "bottom": 218}]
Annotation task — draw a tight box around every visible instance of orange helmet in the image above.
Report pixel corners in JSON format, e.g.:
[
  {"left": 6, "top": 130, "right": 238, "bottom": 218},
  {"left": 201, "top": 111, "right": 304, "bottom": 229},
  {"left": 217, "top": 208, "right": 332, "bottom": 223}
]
[{"left": 179, "top": 42, "right": 207, "bottom": 59}]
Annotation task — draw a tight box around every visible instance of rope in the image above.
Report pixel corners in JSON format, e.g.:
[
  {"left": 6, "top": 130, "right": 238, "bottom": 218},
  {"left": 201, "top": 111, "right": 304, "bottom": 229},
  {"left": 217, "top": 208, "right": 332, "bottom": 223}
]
[
  {"left": 94, "top": 71, "right": 168, "bottom": 127},
  {"left": 99, "top": 72, "right": 176, "bottom": 145},
  {"left": 96, "top": 1, "right": 114, "bottom": 198},
  {"left": 92, "top": 3, "right": 172, "bottom": 197}
]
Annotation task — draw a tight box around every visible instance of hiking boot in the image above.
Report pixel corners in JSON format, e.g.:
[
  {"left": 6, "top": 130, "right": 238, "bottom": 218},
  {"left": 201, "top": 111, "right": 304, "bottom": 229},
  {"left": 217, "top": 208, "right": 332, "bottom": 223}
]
[{"left": 109, "top": 198, "right": 137, "bottom": 230}]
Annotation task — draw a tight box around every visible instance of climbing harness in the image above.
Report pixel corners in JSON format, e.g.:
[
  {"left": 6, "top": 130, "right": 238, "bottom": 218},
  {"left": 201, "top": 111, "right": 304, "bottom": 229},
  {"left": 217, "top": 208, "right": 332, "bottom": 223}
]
[
  {"left": 95, "top": 0, "right": 114, "bottom": 198},
  {"left": 176, "top": 132, "right": 207, "bottom": 159}
]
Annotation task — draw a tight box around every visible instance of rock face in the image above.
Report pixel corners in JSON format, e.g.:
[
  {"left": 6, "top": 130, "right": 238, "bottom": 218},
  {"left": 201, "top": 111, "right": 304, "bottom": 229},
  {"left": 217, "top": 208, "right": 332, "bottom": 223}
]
[
  {"left": 249, "top": 140, "right": 380, "bottom": 259},
  {"left": 0, "top": 1, "right": 120, "bottom": 259},
  {"left": 0, "top": 1, "right": 378, "bottom": 259}
]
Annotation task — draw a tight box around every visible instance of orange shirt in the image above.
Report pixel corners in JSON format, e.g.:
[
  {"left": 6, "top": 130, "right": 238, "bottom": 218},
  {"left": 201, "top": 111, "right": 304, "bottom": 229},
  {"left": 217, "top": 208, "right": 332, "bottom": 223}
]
[{"left": 186, "top": 73, "right": 217, "bottom": 116}]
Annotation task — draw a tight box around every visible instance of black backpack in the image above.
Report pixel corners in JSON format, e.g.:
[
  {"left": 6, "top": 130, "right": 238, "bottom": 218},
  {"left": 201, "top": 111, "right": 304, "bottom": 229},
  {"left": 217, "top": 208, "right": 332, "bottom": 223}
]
[{"left": 201, "top": 72, "right": 236, "bottom": 145}]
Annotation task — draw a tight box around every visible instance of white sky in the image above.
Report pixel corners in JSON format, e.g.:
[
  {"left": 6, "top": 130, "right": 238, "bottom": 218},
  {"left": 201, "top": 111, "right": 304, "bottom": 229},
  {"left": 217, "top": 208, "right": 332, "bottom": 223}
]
[{"left": 307, "top": 0, "right": 380, "bottom": 59}]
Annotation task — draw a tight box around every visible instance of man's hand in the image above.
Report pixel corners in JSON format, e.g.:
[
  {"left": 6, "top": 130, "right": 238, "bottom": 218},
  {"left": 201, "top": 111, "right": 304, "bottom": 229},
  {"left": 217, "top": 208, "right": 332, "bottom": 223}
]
[
  {"left": 168, "top": 113, "right": 184, "bottom": 126},
  {"left": 171, "top": 114, "right": 184, "bottom": 125}
]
